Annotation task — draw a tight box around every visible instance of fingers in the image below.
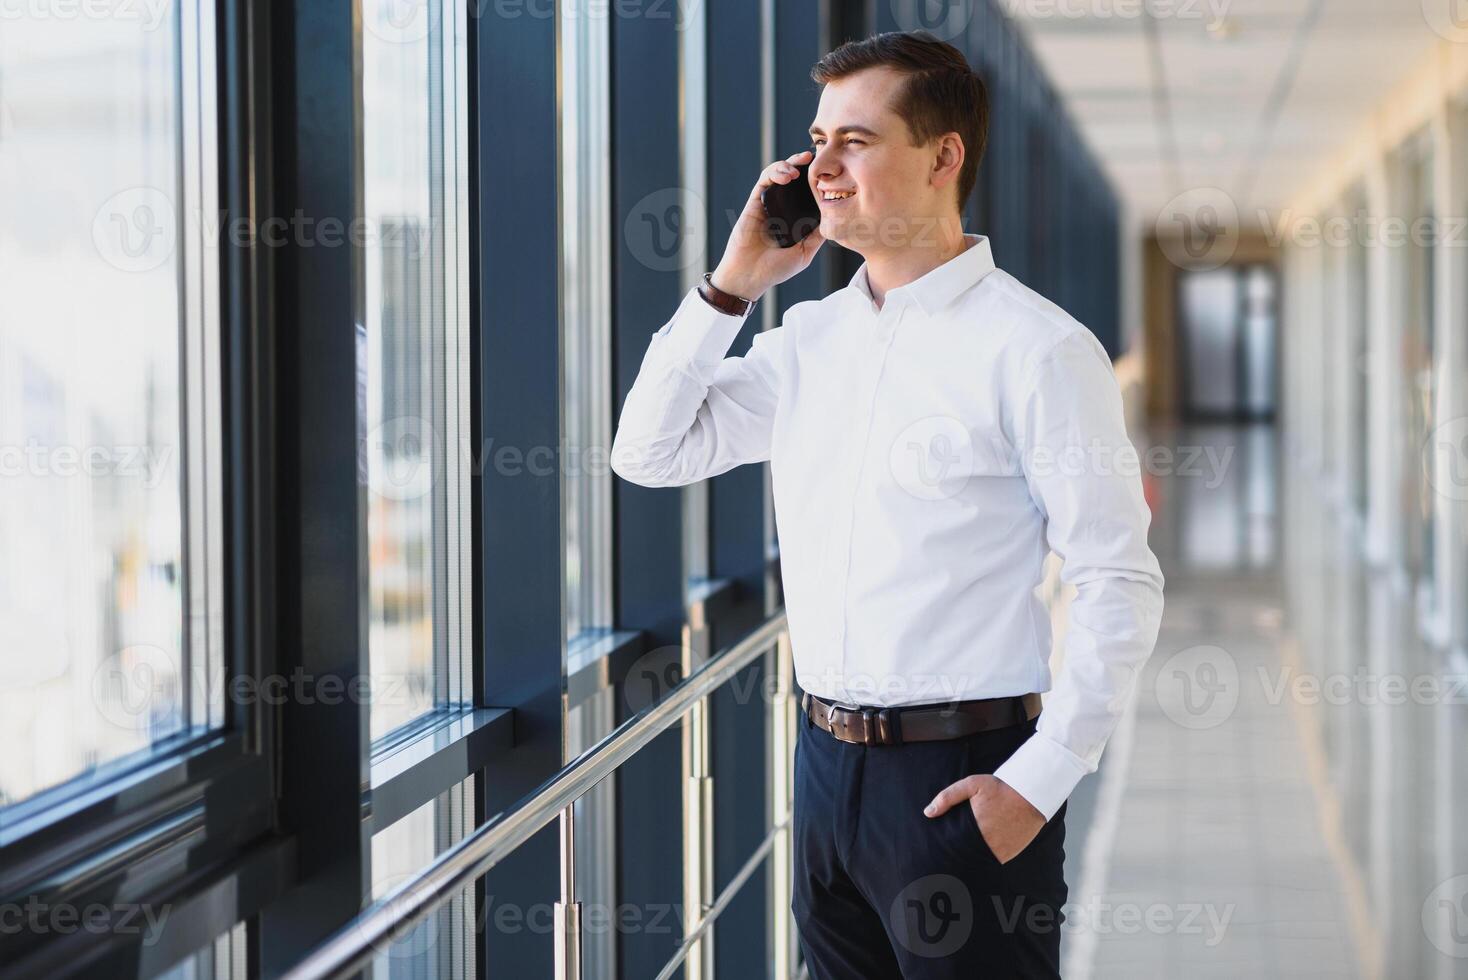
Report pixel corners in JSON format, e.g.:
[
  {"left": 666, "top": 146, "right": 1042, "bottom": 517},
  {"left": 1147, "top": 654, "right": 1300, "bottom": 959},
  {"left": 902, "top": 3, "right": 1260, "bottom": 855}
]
[
  {"left": 742, "top": 151, "right": 818, "bottom": 232},
  {"left": 760, "top": 160, "right": 799, "bottom": 189},
  {"left": 754, "top": 151, "right": 814, "bottom": 195},
  {"left": 923, "top": 775, "right": 980, "bottom": 817}
]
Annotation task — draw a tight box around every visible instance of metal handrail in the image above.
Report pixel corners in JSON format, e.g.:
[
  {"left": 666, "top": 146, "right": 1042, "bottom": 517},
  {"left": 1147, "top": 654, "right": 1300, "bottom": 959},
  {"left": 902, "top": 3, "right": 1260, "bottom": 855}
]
[
  {"left": 652, "top": 815, "right": 790, "bottom": 980},
  {"left": 283, "top": 612, "right": 791, "bottom": 980}
]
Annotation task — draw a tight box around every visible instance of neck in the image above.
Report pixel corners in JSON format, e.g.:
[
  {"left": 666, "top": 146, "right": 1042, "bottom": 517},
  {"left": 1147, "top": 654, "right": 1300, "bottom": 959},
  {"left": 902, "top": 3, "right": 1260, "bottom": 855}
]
[{"left": 864, "top": 220, "right": 970, "bottom": 310}]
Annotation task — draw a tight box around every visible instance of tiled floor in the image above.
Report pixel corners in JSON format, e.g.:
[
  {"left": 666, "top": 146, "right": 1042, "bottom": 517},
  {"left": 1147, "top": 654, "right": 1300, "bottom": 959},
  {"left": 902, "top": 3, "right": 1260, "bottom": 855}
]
[{"left": 1061, "top": 424, "right": 1468, "bottom": 979}]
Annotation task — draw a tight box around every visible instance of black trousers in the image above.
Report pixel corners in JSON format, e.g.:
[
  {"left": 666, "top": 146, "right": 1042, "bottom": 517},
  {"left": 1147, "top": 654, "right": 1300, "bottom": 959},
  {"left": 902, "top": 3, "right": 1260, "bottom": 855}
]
[{"left": 792, "top": 707, "right": 1068, "bottom": 979}]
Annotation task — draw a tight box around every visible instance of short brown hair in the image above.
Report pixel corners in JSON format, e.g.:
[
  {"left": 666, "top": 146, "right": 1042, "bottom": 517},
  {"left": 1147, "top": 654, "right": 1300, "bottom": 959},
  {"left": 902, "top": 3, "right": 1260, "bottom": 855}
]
[{"left": 810, "top": 30, "right": 989, "bottom": 214}]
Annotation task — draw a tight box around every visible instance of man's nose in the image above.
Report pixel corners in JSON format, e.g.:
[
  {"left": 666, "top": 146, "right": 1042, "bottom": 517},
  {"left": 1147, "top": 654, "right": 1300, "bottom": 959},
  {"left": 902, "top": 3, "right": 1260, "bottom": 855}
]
[{"left": 811, "top": 145, "right": 840, "bottom": 181}]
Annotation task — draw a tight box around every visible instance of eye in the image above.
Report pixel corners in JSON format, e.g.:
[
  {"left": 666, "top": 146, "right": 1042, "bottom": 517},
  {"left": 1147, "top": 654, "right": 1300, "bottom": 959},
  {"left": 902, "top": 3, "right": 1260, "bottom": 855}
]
[
  {"left": 812, "top": 138, "right": 826, "bottom": 146},
  {"left": 848, "top": 139, "right": 866, "bottom": 145}
]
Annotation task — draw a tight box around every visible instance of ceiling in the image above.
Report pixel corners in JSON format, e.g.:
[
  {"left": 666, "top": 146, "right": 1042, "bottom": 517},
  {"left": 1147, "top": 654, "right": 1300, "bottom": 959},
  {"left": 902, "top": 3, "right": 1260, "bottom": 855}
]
[{"left": 1006, "top": 0, "right": 1440, "bottom": 230}]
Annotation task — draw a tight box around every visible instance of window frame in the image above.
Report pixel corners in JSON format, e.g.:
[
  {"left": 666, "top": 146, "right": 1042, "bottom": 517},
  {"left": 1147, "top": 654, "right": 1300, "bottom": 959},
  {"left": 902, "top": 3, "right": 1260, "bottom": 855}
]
[
  {"left": 0, "top": 0, "right": 283, "bottom": 971},
  {"left": 359, "top": 0, "right": 477, "bottom": 744}
]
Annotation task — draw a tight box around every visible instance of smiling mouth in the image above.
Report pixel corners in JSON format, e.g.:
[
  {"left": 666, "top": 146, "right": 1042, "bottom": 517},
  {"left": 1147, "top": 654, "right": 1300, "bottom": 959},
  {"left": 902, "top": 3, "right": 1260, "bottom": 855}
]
[{"left": 819, "top": 190, "right": 856, "bottom": 204}]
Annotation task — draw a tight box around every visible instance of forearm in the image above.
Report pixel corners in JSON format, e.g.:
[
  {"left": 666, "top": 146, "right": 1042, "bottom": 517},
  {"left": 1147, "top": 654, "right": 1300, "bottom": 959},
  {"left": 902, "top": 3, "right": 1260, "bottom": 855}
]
[
  {"left": 609, "top": 284, "right": 780, "bottom": 488},
  {"left": 993, "top": 569, "right": 1164, "bottom": 820}
]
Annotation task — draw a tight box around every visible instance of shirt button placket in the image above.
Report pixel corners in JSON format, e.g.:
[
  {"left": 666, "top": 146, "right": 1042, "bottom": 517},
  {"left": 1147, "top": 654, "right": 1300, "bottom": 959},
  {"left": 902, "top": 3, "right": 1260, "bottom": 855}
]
[{"left": 832, "top": 301, "right": 901, "bottom": 704}]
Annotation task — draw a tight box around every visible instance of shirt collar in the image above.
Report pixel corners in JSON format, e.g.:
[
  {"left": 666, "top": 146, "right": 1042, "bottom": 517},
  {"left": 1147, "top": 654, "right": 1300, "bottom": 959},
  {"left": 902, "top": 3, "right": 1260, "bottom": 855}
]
[{"left": 847, "top": 233, "right": 996, "bottom": 316}]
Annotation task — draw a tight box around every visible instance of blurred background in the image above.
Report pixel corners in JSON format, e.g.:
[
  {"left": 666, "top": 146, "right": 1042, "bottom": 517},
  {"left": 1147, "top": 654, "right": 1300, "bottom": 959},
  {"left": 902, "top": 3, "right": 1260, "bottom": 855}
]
[{"left": 2, "top": 0, "right": 1468, "bottom": 977}]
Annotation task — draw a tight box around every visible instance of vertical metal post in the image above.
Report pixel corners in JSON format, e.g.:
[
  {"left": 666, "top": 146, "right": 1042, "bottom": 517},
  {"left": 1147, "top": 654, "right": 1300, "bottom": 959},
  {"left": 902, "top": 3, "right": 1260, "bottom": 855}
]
[
  {"left": 769, "top": 629, "right": 798, "bottom": 979},
  {"left": 554, "top": 805, "right": 582, "bottom": 980},
  {"left": 682, "top": 607, "right": 716, "bottom": 979}
]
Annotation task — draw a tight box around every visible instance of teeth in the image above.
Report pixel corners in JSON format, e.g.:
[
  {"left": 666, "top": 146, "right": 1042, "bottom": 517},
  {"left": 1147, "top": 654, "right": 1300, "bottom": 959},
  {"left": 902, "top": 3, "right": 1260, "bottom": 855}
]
[{"left": 822, "top": 191, "right": 854, "bottom": 200}]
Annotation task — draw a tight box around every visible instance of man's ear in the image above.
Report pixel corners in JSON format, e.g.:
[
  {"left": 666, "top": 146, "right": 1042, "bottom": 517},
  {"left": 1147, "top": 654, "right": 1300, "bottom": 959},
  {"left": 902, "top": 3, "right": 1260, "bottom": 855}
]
[{"left": 932, "top": 133, "right": 964, "bottom": 190}]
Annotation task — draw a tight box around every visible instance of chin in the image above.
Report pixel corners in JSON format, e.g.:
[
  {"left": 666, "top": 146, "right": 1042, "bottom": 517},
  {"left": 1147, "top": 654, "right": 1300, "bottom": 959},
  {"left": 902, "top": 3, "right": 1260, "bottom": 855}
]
[{"left": 819, "top": 214, "right": 848, "bottom": 246}]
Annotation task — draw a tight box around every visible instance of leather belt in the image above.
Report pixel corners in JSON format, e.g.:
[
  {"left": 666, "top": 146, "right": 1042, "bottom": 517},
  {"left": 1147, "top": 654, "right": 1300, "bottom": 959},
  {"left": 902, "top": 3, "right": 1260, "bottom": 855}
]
[{"left": 801, "top": 691, "right": 1042, "bottom": 746}]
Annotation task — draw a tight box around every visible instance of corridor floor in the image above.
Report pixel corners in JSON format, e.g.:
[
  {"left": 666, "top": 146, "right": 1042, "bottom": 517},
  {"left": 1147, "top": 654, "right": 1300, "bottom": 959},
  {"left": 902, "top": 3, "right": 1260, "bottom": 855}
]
[{"left": 1062, "top": 424, "right": 1468, "bottom": 979}]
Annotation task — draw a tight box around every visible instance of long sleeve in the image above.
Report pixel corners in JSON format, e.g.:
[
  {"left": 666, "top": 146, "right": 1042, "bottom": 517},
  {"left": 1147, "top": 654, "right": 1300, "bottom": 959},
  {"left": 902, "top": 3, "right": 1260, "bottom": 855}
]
[
  {"left": 992, "top": 328, "right": 1166, "bottom": 821},
  {"left": 610, "top": 284, "right": 785, "bottom": 488}
]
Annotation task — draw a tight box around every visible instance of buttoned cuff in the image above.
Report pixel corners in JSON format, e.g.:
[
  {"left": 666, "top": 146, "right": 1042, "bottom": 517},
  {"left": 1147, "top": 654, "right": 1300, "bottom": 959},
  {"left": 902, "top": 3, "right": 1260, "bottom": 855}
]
[
  {"left": 992, "top": 730, "right": 1091, "bottom": 822},
  {"left": 653, "top": 284, "right": 753, "bottom": 365}
]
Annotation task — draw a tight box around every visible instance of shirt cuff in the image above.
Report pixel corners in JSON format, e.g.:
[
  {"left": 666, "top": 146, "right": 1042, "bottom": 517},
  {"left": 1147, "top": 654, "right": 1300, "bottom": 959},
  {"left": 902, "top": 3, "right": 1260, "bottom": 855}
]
[
  {"left": 992, "top": 730, "right": 1091, "bottom": 822},
  {"left": 653, "top": 284, "right": 753, "bottom": 365}
]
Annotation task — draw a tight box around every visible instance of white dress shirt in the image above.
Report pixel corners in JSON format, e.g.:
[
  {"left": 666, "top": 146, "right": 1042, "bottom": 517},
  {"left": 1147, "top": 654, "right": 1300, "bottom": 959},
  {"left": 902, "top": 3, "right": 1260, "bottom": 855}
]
[{"left": 609, "top": 233, "right": 1164, "bottom": 821}]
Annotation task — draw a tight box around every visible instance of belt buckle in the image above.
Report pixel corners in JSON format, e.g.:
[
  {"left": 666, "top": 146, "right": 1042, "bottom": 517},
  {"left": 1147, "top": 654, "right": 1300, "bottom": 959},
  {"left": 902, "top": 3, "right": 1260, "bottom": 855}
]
[
  {"left": 825, "top": 699, "right": 862, "bottom": 744},
  {"left": 826, "top": 701, "right": 888, "bottom": 746}
]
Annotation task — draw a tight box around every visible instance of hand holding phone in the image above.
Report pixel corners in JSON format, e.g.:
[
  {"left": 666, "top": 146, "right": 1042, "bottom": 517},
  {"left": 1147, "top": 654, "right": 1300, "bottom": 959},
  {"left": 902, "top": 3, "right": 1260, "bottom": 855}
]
[
  {"left": 709, "top": 149, "right": 826, "bottom": 302},
  {"left": 760, "top": 150, "right": 822, "bottom": 248}
]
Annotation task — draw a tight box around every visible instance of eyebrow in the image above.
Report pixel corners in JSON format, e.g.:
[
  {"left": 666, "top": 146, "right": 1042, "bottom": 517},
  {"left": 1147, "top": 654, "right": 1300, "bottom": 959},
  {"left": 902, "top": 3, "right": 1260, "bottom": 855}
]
[{"left": 808, "top": 125, "right": 879, "bottom": 138}]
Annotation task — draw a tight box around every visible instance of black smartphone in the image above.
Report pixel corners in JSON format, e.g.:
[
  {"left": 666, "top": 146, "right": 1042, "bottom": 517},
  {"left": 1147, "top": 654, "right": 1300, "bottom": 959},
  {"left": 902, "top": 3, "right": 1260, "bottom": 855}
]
[{"left": 760, "top": 150, "right": 822, "bottom": 248}]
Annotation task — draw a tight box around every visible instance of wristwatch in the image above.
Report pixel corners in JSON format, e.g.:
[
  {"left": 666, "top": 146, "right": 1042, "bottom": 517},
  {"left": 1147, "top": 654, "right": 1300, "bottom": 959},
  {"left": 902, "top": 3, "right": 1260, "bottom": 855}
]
[{"left": 698, "top": 272, "right": 758, "bottom": 318}]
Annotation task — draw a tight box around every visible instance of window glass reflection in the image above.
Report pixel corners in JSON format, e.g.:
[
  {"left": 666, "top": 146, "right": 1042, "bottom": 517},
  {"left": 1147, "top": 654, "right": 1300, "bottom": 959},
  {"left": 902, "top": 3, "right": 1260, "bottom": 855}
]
[
  {"left": 369, "top": 777, "right": 476, "bottom": 978},
  {"left": 0, "top": 1, "right": 222, "bottom": 811},
  {"left": 362, "top": 0, "right": 473, "bottom": 741}
]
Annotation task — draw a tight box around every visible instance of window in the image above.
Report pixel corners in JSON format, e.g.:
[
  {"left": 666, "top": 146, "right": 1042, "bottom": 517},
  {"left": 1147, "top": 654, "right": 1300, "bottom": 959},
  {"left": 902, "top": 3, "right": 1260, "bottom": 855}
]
[
  {"left": 679, "top": 0, "right": 711, "bottom": 594},
  {"left": 1402, "top": 135, "right": 1436, "bottom": 596},
  {"left": 565, "top": 688, "right": 618, "bottom": 978},
  {"left": 1344, "top": 185, "right": 1369, "bottom": 519},
  {"left": 0, "top": 0, "right": 223, "bottom": 812},
  {"left": 562, "top": 3, "right": 615, "bottom": 640},
  {"left": 155, "top": 923, "right": 250, "bottom": 980},
  {"left": 361, "top": 0, "right": 474, "bottom": 741},
  {"left": 369, "top": 777, "right": 477, "bottom": 979}
]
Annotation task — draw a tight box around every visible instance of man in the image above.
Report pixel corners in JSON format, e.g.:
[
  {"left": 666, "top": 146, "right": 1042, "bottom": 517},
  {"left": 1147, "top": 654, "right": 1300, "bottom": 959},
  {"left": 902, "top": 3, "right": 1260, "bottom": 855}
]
[{"left": 610, "top": 30, "right": 1164, "bottom": 979}]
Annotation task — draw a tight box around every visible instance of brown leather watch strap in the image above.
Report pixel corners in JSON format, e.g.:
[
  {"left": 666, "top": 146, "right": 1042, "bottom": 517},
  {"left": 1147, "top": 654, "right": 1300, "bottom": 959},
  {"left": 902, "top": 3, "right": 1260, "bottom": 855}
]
[{"left": 698, "top": 272, "right": 756, "bottom": 318}]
